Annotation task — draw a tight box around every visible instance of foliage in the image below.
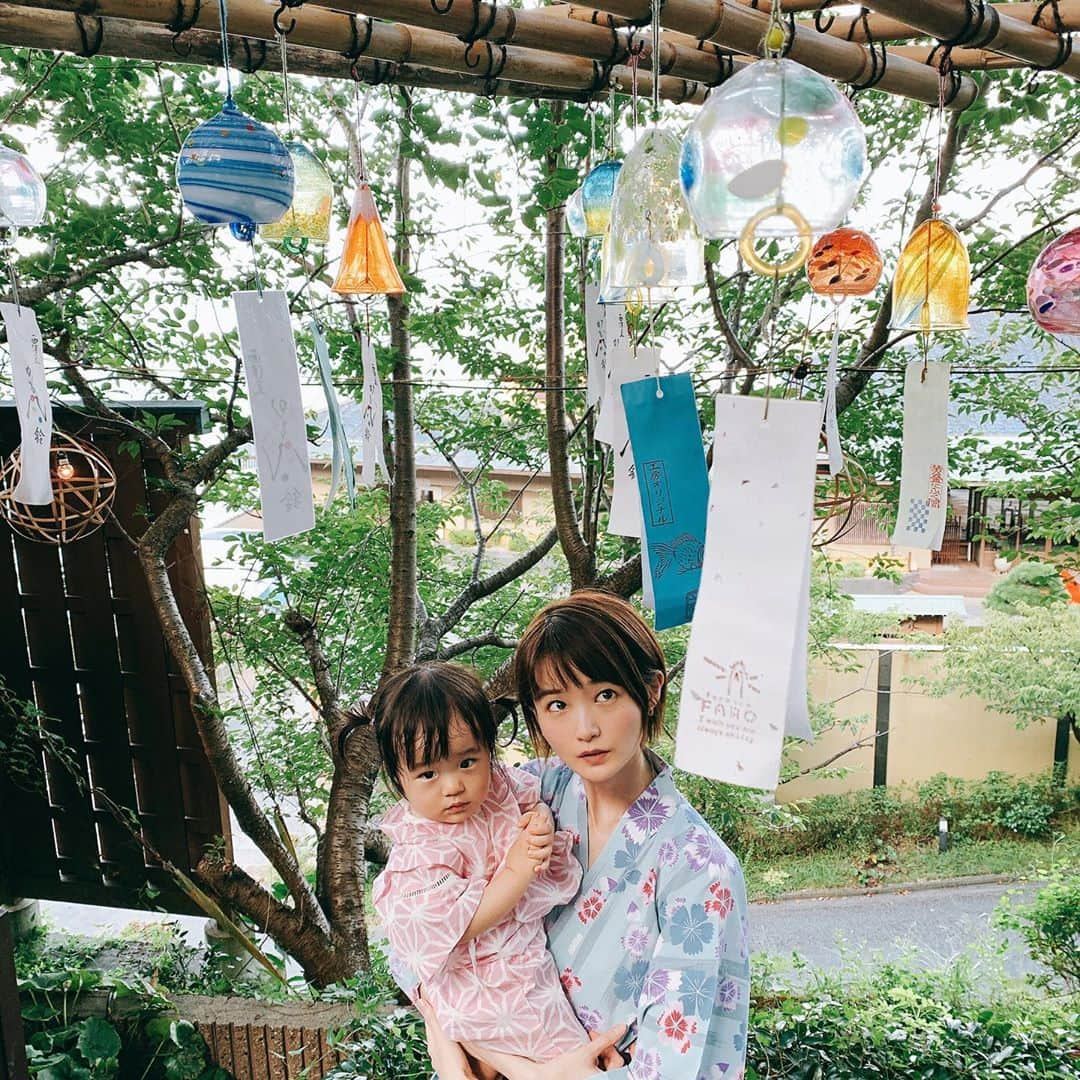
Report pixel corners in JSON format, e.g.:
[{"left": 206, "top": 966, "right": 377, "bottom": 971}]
[
  {"left": 986, "top": 561, "right": 1071, "bottom": 614},
  {"left": 996, "top": 865, "right": 1080, "bottom": 993},
  {"left": 746, "top": 962, "right": 1080, "bottom": 1079},
  {"left": 690, "top": 771, "right": 1080, "bottom": 862},
  {"left": 20, "top": 968, "right": 228, "bottom": 1080},
  {"left": 927, "top": 605, "right": 1080, "bottom": 730}
]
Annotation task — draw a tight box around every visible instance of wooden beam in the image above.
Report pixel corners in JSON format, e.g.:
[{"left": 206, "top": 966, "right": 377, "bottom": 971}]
[
  {"left": 311, "top": 0, "right": 739, "bottom": 86},
  {"left": 0, "top": 2, "right": 599, "bottom": 96},
  {"left": 4, "top": 0, "right": 709, "bottom": 102},
  {"left": 860, "top": 0, "right": 1080, "bottom": 76},
  {"left": 815, "top": 3, "right": 1080, "bottom": 45},
  {"left": 580, "top": 0, "right": 980, "bottom": 107}
]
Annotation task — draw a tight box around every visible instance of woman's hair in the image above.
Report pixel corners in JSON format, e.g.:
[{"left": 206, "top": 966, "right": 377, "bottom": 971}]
[
  {"left": 370, "top": 661, "right": 499, "bottom": 797},
  {"left": 513, "top": 589, "right": 667, "bottom": 752}
]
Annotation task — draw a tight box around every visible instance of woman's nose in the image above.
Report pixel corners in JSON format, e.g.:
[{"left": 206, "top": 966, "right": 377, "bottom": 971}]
[{"left": 575, "top": 708, "right": 600, "bottom": 740}]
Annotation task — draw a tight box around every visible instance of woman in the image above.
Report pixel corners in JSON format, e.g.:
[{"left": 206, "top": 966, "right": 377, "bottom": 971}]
[{"left": 410, "top": 590, "right": 750, "bottom": 1079}]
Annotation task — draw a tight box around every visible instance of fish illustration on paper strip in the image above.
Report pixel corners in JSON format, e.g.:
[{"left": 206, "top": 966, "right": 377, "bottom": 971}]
[{"left": 651, "top": 533, "right": 704, "bottom": 578}]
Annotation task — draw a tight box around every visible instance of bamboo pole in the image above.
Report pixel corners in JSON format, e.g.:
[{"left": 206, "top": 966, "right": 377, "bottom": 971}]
[
  {"left": 860, "top": 0, "right": 1080, "bottom": 77},
  {"left": 0, "top": 2, "right": 592, "bottom": 96},
  {"left": 5, "top": 0, "right": 708, "bottom": 102},
  {"left": 572, "top": 0, "right": 980, "bottom": 106},
  {"left": 819, "top": 3, "right": 1080, "bottom": 45},
  {"left": 889, "top": 45, "right": 1023, "bottom": 71},
  {"left": 310, "top": 0, "right": 738, "bottom": 86}
]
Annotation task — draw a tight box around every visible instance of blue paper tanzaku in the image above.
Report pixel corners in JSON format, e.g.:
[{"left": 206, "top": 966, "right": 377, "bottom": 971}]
[{"left": 622, "top": 373, "right": 709, "bottom": 630}]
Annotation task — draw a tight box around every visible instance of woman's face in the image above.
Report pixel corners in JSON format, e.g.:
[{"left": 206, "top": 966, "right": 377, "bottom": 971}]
[{"left": 532, "top": 660, "right": 658, "bottom": 785}]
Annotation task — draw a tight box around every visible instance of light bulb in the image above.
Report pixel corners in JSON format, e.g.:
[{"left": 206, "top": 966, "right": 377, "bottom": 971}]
[{"left": 55, "top": 456, "right": 75, "bottom": 480}]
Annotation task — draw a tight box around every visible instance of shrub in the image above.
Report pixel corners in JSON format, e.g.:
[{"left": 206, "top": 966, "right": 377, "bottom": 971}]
[
  {"left": 747, "top": 963, "right": 1080, "bottom": 1079},
  {"left": 996, "top": 867, "right": 1080, "bottom": 992},
  {"left": 986, "top": 561, "right": 1070, "bottom": 614}
]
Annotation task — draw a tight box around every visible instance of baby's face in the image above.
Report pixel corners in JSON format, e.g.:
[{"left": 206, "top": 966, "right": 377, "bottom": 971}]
[{"left": 398, "top": 719, "right": 492, "bottom": 824}]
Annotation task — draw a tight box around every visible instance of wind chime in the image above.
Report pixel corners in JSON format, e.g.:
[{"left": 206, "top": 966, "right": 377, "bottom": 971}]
[
  {"left": 0, "top": 146, "right": 46, "bottom": 308},
  {"left": 1027, "top": 225, "right": 1080, "bottom": 335},
  {"left": 888, "top": 57, "right": 969, "bottom": 555},
  {"left": 176, "top": 0, "right": 294, "bottom": 287},
  {"left": 329, "top": 82, "right": 402, "bottom": 494}
]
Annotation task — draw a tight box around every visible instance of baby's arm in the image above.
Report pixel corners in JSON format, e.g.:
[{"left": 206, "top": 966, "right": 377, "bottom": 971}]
[{"left": 459, "top": 813, "right": 546, "bottom": 944}]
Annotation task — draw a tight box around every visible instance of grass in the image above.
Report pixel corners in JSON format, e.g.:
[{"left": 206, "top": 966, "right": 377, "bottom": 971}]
[{"left": 744, "top": 819, "right": 1080, "bottom": 901}]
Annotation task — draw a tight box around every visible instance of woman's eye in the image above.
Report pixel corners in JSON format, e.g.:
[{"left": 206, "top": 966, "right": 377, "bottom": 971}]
[{"left": 597, "top": 688, "right": 617, "bottom": 702}]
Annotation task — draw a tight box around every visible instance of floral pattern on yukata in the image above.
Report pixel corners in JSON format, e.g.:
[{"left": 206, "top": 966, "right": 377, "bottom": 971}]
[
  {"left": 524, "top": 751, "right": 751, "bottom": 1080},
  {"left": 371, "top": 767, "right": 588, "bottom": 1061}
]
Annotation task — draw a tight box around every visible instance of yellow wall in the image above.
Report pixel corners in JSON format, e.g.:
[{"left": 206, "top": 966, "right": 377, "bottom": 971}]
[{"left": 779, "top": 647, "right": 1079, "bottom": 803}]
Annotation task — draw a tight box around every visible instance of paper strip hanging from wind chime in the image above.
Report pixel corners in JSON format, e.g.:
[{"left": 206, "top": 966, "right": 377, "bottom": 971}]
[
  {"left": 1, "top": 303, "right": 52, "bottom": 504},
  {"left": 234, "top": 291, "right": 315, "bottom": 542},
  {"left": 358, "top": 331, "right": 389, "bottom": 487},
  {"left": 622, "top": 373, "right": 709, "bottom": 630},
  {"left": 310, "top": 319, "right": 356, "bottom": 511},
  {"left": 592, "top": 306, "right": 632, "bottom": 446},
  {"left": 603, "top": 346, "right": 661, "bottom": 537},
  {"left": 891, "top": 359, "right": 950, "bottom": 551},
  {"left": 676, "top": 395, "right": 821, "bottom": 790}
]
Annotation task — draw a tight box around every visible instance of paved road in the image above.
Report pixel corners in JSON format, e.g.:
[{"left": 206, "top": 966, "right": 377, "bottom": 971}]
[{"left": 749, "top": 881, "right": 1044, "bottom": 983}]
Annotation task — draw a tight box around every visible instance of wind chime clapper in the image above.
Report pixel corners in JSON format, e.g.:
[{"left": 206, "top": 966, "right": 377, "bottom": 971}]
[
  {"left": 0, "top": 146, "right": 47, "bottom": 307},
  {"left": 175, "top": 0, "right": 295, "bottom": 287},
  {"left": 679, "top": 0, "right": 868, "bottom": 278}
]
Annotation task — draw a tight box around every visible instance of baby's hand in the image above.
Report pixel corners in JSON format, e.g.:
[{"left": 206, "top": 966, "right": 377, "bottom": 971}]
[
  {"left": 507, "top": 815, "right": 543, "bottom": 879},
  {"left": 524, "top": 805, "right": 554, "bottom": 874}
]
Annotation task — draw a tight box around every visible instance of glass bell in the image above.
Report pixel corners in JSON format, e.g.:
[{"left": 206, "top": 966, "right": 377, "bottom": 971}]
[
  {"left": 608, "top": 128, "right": 704, "bottom": 293},
  {"left": 177, "top": 100, "right": 294, "bottom": 235},
  {"left": 1027, "top": 226, "right": 1080, "bottom": 333},
  {"left": 581, "top": 160, "right": 622, "bottom": 238},
  {"left": 891, "top": 218, "right": 970, "bottom": 333},
  {"left": 261, "top": 142, "right": 333, "bottom": 252},
  {"left": 680, "top": 58, "right": 867, "bottom": 241},
  {"left": 566, "top": 185, "right": 587, "bottom": 239},
  {"left": 0, "top": 148, "right": 46, "bottom": 229},
  {"left": 806, "top": 228, "right": 883, "bottom": 297},
  {"left": 332, "top": 181, "right": 406, "bottom": 296}
]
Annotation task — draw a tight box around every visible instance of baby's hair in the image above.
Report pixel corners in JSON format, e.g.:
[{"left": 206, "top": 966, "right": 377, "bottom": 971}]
[
  {"left": 514, "top": 589, "right": 667, "bottom": 752},
  {"left": 371, "top": 661, "right": 499, "bottom": 797}
]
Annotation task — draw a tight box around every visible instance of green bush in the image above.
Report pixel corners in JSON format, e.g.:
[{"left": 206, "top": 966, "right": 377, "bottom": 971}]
[
  {"left": 747, "top": 964, "right": 1080, "bottom": 1079},
  {"left": 996, "top": 867, "right": 1080, "bottom": 992},
  {"left": 694, "top": 772, "right": 1080, "bottom": 860},
  {"left": 986, "top": 561, "right": 1070, "bottom": 614}
]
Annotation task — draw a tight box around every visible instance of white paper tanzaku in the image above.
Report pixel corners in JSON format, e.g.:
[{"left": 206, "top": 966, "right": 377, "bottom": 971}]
[
  {"left": 676, "top": 396, "right": 821, "bottom": 790},
  {"left": 593, "top": 306, "right": 631, "bottom": 446},
  {"left": 606, "top": 347, "right": 660, "bottom": 538},
  {"left": 234, "top": 291, "right": 315, "bottom": 542},
  {"left": 359, "top": 332, "right": 389, "bottom": 487},
  {"left": 891, "top": 360, "right": 950, "bottom": 552},
  {"left": 1, "top": 303, "right": 53, "bottom": 505}
]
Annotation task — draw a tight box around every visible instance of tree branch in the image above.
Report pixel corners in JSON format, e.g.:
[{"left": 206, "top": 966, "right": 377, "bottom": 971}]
[
  {"left": 283, "top": 608, "right": 345, "bottom": 742},
  {"left": 439, "top": 632, "right": 519, "bottom": 660}
]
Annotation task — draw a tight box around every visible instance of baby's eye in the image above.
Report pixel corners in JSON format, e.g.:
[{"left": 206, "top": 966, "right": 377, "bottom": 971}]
[
  {"left": 460, "top": 757, "right": 477, "bottom": 769},
  {"left": 417, "top": 770, "right": 436, "bottom": 781},
  {"left": 596, "top": 688, "right": 618, "bottom": 702}
]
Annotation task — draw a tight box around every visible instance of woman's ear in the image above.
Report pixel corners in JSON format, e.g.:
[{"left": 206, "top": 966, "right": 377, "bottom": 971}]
[{"left": 647, "top": 670, "right": 665, "bottom": 713}]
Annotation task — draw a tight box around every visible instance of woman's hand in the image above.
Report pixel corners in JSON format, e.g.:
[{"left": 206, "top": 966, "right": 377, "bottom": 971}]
[
  {"left": 588, "top": 1028, "right": 630, "bottom": 1071},
  {"left": 463, "top": 1025, "right": 626, "bottom": 1080},
  {"left": 415, "top": 992, "right": 478, "bottom": 1080}
]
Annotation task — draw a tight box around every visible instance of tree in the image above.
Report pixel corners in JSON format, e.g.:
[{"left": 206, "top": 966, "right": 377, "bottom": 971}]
[{"left": 2, "top": 44, "right": 1079, "bottom": 984}]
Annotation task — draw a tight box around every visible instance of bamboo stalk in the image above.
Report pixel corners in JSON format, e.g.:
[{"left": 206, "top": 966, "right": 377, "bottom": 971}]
[
  {"left": 889, "top": 44, "right": 1023, "bottom": 71},
  {"left": 571, "top": 0, "right": 979, "bottom": 107},
  {"left": 312, "top": 0, "right": 737, "bottom": 86},
  {"left": 861, "top": 0, "right": 1080, "bottom": 76},
  {"left": 818, "top": 3, "right": 1080, "bottom": 45},
  {"left": 4, "top": 0, "right": 707, "bottom": 101},
  {"left": 0, "top": 2, "right": 595, "bottom": 98}
]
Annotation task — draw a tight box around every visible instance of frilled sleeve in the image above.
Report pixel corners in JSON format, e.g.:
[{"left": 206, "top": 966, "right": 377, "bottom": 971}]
[
  {"left": 601, "top": 852, "right": 750, "bottom": 1080},
  {"left": 371, "top": 841, "right": 487, "bottom": 988}
]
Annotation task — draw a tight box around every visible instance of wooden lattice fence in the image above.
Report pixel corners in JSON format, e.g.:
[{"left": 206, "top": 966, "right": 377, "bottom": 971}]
[{"left": 0, "top": 401, "right": 230, "bottom": 915}]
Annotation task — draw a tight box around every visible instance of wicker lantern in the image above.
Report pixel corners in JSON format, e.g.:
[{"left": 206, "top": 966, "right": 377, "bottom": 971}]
[{"left": 0, "top": 431, "right": 117, "bottom": 544}]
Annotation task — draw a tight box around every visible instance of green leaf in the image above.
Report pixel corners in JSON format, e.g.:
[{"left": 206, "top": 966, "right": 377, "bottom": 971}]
[{"left": 75, "top": 1017, "right": 121, "bottom": 1065}]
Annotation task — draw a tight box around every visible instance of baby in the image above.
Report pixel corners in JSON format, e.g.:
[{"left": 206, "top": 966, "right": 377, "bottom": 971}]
[{"left": 369, "top": 661, "right": 589, "bottom": 1074}]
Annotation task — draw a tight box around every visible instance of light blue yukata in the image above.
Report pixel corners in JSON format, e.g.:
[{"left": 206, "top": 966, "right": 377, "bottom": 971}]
[
  {"left": 520, "top": 751, "right": 750, "bottom": 1080},
  {"left": 387, "top": 749, "right": 750, "bottom": 1080}
]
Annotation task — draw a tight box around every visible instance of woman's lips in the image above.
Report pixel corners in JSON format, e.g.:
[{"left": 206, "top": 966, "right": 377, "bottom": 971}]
[{"left": 579, "top": 749, "right": 609, "bottom": 761}]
